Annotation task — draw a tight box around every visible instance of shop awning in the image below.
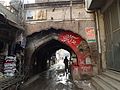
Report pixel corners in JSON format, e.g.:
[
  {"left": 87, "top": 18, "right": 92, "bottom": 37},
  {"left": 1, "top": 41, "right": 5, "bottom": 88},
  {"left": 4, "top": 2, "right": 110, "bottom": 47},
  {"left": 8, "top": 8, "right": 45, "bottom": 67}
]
[
  {"left": 86, "top": 0, "right": 106, "bottom": 10},
  {"left": 0, "top": 13, "right": 24, "bottom": 42}
]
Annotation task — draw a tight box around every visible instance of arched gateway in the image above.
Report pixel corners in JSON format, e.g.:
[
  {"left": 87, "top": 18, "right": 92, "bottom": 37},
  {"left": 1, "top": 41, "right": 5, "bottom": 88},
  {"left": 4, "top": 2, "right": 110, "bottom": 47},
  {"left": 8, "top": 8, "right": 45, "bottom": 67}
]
[{"left": 25, "top": 28, "right": 93, "bottom": 80}]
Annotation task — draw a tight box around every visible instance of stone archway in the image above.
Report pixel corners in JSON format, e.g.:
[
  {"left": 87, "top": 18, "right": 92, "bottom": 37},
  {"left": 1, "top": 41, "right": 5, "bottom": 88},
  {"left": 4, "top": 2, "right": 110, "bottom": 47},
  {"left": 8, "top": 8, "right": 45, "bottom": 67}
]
[{"left": 25, "top": 28, "right": 92, "bottom": 80}]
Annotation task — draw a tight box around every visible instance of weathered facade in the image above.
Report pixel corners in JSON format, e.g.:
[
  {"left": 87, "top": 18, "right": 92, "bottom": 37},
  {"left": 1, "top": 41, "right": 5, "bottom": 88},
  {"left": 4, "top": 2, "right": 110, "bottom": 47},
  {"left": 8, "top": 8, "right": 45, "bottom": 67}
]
[
  {"left": 24, "top": 0, "right": 98, "bottom": 79},
  {"left": 0, "top": 2, "right": 25, "bottom": 89},
  {"left": 86, "top": 0, "right": 120, "bottom": 72},
  {"left": 103, "top": 0, "right": 120, "bottom": 71},
  {"left": 86, "top": 0, "right": 120, "bottom": 89}
]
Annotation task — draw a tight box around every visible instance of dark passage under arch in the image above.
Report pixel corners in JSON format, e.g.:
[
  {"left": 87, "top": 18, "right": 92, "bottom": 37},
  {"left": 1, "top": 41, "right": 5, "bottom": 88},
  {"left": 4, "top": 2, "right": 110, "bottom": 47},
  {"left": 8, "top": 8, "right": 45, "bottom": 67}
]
[
  {"left": 25, "top": 28, "right": 92, "bottom": 79},
  {"left": 31, "top": 39, "right": 75, "bottom": 75}
]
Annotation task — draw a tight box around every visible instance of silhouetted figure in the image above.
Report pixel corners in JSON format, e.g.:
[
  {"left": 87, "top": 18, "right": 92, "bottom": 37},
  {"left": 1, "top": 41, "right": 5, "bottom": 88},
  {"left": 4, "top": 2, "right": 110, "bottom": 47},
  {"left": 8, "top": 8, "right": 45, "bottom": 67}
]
[{"left": 64, "top": 56, "right": 69, "bottom": 74}]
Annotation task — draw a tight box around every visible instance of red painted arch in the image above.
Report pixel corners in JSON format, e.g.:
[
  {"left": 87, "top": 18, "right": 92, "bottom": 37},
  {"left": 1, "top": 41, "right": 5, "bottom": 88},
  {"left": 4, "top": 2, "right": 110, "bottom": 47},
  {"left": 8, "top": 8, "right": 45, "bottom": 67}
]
[{"left": 58, "top": 31, "right": 92, "bottom": 78}]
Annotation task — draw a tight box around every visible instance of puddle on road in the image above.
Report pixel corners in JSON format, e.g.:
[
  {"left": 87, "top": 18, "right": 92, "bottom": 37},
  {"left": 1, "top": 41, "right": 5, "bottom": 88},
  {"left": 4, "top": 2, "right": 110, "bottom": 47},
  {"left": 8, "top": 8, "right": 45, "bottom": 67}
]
[
  {"left": 53, "top": 63, "right": 95, "bottom": 90},
  {"left": 21, "top": 62, "right": 95, "bottom": 90}
]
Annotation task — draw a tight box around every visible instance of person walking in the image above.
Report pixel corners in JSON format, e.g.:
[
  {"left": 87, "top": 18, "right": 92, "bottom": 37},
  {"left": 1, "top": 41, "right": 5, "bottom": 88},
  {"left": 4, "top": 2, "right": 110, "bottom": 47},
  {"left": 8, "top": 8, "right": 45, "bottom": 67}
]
[{"left": 64, "top": 56, "right": 69, "bottom": 75}]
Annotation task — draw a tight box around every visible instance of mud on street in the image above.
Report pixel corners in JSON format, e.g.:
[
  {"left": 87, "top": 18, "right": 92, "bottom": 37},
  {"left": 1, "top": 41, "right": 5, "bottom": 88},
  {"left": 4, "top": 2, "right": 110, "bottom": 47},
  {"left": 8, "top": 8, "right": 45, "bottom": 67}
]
[{"left": 20, "top": 61, "right": 95, "bottom": 90}]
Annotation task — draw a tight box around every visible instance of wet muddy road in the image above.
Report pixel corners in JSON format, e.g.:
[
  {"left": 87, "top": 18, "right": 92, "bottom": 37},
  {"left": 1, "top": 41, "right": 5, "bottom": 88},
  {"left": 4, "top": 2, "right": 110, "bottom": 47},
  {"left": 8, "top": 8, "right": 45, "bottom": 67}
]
[{"left": 20, "top": 62, "right": 95, "bottom": 90}]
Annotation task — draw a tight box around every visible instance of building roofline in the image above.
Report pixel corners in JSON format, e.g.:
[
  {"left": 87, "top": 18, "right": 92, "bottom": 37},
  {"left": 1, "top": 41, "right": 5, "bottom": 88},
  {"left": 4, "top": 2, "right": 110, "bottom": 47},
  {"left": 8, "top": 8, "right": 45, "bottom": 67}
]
[{"left": 24, "top": 0, "right": 84, "bottom": 8}]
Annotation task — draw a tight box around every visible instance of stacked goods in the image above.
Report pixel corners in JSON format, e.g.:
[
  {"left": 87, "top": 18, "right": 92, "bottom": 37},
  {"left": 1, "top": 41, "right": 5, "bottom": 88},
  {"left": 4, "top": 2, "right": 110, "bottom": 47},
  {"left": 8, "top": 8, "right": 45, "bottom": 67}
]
[{"left": 4, "top": 56, "right": 16, "bottom": 77}]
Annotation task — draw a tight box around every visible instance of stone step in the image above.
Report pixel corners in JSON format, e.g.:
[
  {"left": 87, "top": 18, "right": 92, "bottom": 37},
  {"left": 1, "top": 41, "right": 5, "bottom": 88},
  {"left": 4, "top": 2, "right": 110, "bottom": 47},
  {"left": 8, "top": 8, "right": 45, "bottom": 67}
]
[
  {"left": 103, "top": 70, "right": 120, "bottom": 82},
  {"left": 92, "top": 76, "right": 116, "bottom": 90},
  {"left": 107, "top": 70, "right": 120, "bottom": 75},
  {"left": 98, "top": 75, "right": 120, "bottom": 90}
]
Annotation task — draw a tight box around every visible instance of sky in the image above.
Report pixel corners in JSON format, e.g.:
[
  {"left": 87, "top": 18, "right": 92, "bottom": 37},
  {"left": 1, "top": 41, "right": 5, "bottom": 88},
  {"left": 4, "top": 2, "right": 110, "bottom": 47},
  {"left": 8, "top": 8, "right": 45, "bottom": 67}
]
[
  {"left": 24, "top": 0, "right": 35, "bottom": 4},
  {"left": 0, "top": 0, "right": 70, "bottom": 4},
  {"left": 56, "top": 49, "right": 70, "bottom": 61},
  {"left": 0, "top": 0, "right": 10, "bottom": 5},
  {"left": 0, "top": 0, "right": 35, "bottom": 5}
]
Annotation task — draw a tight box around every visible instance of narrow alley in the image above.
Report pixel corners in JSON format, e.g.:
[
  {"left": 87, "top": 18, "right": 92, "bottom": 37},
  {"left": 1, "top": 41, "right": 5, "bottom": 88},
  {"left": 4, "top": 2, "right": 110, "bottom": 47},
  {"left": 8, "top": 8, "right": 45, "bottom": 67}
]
[
  {"left": 20, "top": 60, "right": 95, "bottom": 90},
  {"left": 0, "top": 0, "right": 120, "bottom": 90}
]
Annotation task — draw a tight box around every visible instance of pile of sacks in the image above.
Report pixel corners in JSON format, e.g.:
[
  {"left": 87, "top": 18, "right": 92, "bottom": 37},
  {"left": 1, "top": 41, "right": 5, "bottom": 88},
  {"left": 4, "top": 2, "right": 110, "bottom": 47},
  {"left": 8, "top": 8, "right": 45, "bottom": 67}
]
[{"left": 4, "top": 56, "right": 16, "bottom": 77}]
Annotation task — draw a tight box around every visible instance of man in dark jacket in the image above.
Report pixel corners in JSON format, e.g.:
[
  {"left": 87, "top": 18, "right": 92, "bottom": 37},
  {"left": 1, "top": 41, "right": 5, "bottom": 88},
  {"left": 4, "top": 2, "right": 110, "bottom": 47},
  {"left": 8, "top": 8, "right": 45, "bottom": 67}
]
[{"left": 64, "top": 56, "right": 69, "bottom": 74}]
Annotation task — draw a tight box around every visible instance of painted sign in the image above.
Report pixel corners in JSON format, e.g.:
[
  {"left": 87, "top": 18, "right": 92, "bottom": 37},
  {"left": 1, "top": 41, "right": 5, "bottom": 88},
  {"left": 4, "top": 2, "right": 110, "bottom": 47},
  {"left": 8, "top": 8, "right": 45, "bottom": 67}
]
[
  {"left": 26, "top": 9, "right": 47, "bottom": 20},
  {"left": 36, "top": 9, "right": 47, "bottom": 20},
  {"left": 59, "top": 31, "right": 83, "bottom": 51},
  {"left": 85, "top": 27, "right": 96, "bottom": 43}
]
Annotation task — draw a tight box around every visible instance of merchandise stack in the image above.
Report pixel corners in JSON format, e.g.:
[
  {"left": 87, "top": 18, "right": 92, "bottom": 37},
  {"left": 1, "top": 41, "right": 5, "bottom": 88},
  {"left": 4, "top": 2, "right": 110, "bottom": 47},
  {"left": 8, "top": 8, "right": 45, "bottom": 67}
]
[{"left": 4, "top": 56, "right": 16, "bottom": 77}]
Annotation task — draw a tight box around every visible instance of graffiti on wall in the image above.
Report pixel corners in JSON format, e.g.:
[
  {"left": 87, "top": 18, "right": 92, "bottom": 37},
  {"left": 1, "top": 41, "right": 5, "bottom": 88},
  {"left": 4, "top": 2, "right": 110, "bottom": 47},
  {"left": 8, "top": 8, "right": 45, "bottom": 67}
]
[
  {"left": 80, "top": 65, "right": 92, "bottom": 73},
  {"left": 59, "top": 32, "right": 83, "bottom": 51},
  {"left": 61, "top": 34, "right": 78, "bottom": 45}
]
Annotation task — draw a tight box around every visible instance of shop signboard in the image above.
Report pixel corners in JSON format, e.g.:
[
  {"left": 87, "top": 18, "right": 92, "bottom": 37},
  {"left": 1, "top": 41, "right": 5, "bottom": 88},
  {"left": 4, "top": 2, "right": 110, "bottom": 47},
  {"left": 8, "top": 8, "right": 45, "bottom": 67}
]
[{"left": 85, "top": 27, "right": 96, "bottom": 43}]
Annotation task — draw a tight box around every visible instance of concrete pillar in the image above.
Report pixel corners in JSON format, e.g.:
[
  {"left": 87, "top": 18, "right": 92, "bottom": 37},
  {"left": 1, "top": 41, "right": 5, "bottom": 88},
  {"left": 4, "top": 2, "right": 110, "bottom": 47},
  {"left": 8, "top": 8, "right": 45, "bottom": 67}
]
[
  {"left": 93, "top": 11, "right": 106, "bottom": 74},
  {"left": 97, "top": 11, "right": 106, "bottom": 71},
  {"left": 96, "top": 10, "right": 106, "bottom": 72}
]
